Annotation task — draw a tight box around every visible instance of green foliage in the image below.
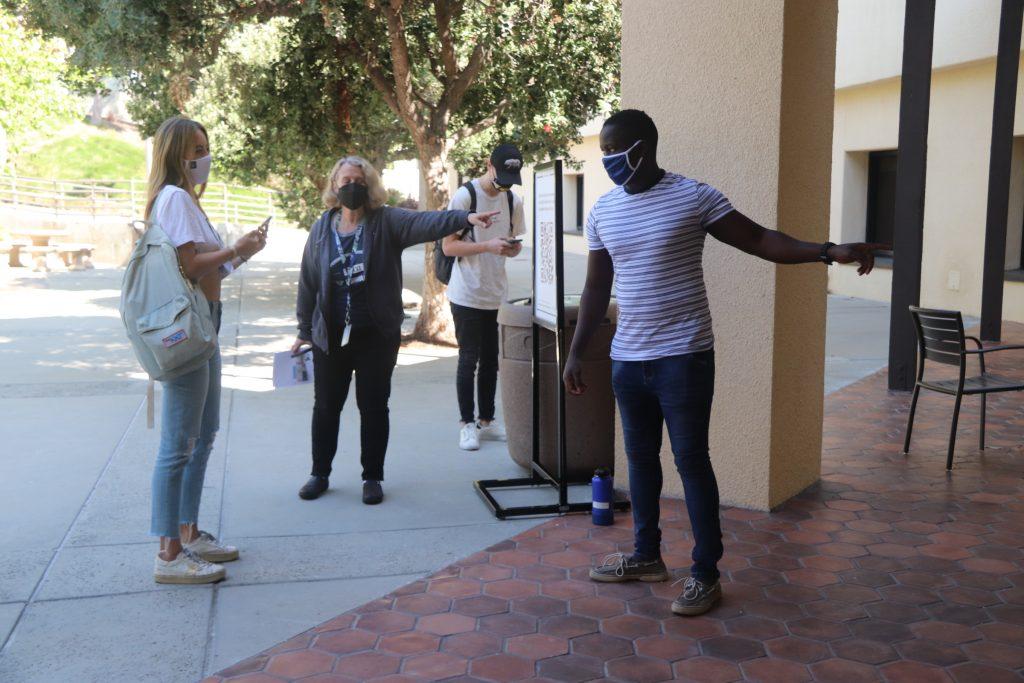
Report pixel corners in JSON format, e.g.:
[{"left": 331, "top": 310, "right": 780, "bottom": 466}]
[
  {"left": 182, "top": 16, "right": 413, "bottom": 226},
  {"left": 0, "top": 10, "right": 82, "bottom": 169},
  {"left": 443, "top": 1, "right": 622, "bottom": 177},
  {"left": 385, "top": 187, "right": 415, "bottom": 207},
  {"left": 9, "top": 0, "right": 620, "bottom": 220},
  {"left": 16, "top": 123, "right": 147, "bottom": 179}
]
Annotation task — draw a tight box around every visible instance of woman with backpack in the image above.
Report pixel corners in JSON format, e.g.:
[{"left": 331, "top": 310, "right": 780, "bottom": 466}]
[
  {"left": 292, "top": 156, "right": 498, "bottom": 505},
  {"left": 145, "top": 116, "right": 266, "bottom": 584}
]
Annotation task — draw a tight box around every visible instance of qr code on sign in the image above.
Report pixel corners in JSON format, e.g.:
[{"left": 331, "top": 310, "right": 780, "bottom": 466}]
[{"left": 539, "top": 222, "right": 555, "bottom": 284}]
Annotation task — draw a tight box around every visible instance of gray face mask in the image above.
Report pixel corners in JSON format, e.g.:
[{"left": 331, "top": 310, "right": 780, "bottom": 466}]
[{"left": 189, "top": 155, "right": 212, "bottom": 185}]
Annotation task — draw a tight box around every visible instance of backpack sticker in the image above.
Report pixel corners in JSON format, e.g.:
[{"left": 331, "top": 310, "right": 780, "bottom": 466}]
[{"left": 162, "top": 329, "right": 188, "bottom": 348}]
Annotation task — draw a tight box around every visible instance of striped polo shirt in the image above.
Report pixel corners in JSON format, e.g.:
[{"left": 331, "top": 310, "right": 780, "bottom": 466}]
[{"left": 586, "top": 172, "right": 733, "bottom": 361}]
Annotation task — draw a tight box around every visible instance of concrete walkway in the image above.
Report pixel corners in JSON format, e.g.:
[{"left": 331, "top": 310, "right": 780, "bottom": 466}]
[{"left": 0, "top": 226, "right": 892, "bottom": 682}]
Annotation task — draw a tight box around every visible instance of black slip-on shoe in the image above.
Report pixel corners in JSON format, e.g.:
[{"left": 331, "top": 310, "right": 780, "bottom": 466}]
[
  {"left": 299, "top": 476, "right": 329, "bottom": 500},
  {"left": 671, "top": 577, "right": 722, "bottom": 616},
  {"left": 362, "top": 480, "right": 383, "bottom": 505},
  {"left": 589, "top": 553, "right": 671, "bottom": 583}
]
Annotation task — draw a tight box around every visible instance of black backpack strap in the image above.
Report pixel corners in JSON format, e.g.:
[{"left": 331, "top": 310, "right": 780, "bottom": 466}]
[
  {"left": 460, "top": 181, "right": 476, "bottom": 241},
  {"left": 506, "top": 191, "right": 515, "bottom": 236}
]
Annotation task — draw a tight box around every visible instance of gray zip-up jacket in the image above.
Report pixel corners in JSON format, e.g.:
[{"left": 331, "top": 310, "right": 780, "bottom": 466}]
[{"left": 297, "top": 205, "right": 472, "bottom": 352}]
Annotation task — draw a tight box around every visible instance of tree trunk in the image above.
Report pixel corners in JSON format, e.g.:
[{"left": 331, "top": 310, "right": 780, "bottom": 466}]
[{"left": 412, "top": 138, "right": 457, "bottom": 345}]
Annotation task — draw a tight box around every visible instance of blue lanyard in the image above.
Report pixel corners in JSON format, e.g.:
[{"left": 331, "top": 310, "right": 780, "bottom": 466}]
[
  {"left": 331, "top": 224, "right": 363, "bottom": 287},
  {"left": 331, "top": 223, "right": 363, "bottom": 329}
]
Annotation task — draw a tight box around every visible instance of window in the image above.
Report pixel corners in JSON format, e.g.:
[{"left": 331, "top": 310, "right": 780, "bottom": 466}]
[
  {"left": 576, "top": 174, "right": 585, "bottom": 231},
  {"left": 866, "top": 150, "right": 897, "bottom": 253}
]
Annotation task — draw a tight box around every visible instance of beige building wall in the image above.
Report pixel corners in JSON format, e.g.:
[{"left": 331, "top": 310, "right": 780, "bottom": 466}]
[
  {"left": 618, "top": 0, "right": 838, "bottom": 510},
  {"left": 835, "top": 0, "right": 1006, "bottom": 89},
  {"left": 829, "top": 0, "right": 1024, "bottom": 322}
]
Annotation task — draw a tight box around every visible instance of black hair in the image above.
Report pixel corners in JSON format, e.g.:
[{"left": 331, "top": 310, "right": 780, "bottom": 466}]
[{"left": 603, "top": 109, "right": 658, "bottom": 146}]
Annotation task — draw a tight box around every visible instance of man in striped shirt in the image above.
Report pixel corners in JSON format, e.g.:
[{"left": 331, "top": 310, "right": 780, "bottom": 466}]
[{"left": 565, "top": 109, "right": 886, "bottom": 616}]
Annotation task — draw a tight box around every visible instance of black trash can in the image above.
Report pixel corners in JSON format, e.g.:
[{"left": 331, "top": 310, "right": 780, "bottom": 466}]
[{"left": 497, "top": 296, "right": 618, "bottom": 482}]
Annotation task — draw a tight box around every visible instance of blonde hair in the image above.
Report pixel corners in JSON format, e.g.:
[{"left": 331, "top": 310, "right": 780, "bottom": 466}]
[
  {"left": 322, "top": 156, "right": 388, "bottom": 210},
  {"left": 145, "top": 116, "right": 209, "bottom": 220}
]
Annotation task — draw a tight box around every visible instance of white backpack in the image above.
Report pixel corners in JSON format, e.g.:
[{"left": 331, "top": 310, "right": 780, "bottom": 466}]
[{"left": 120, "top": 222, "right": 217, "bottom": 382}]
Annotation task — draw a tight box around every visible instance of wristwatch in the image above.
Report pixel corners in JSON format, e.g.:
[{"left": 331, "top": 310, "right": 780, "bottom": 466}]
[{"left": 820, "top": 242, "right": 836, "bottom": 265}]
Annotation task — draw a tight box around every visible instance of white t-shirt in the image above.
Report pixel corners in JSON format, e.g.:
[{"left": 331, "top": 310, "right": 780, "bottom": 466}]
[
  {"left": 446, "top": 179, "right": 525, "bottom": 310},
  {"left": 151, "top": 185, "right": 233, "bottom": 276}
]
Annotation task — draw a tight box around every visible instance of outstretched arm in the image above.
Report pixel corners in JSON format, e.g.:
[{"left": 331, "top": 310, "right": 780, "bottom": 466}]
[
  {"left": 563, "top": 248, "right": 614, "bottom": 395},
  {"left": 707, "top": 210, "right": 888, "bottom": 275},
  {"left": 389, "top": 207, "right": 499, "bottom": 249}
]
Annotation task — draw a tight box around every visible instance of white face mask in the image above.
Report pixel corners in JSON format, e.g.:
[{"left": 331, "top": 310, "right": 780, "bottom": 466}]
[{"left": 188, "top": 154, "right": 212, "bottom": 185}]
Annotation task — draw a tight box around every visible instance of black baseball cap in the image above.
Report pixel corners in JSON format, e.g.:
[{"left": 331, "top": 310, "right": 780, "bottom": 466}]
[{"left": 491, "top": 143, "right": 523, "bottom": 187}]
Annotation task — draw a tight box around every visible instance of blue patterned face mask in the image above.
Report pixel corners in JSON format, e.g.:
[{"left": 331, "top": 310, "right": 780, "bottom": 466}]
[{"left": 602, "top": 140, "right": 644, "bottom": 186}]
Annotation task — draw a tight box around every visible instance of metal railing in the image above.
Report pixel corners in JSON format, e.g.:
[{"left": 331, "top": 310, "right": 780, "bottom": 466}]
[{"left": 0, "top": 175, "right": 282, "bottom": 227}]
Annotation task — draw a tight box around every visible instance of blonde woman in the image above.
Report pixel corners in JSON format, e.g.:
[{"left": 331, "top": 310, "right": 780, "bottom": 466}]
[
  {"left": 293, "top": 156, "right": 498, "bottom": 504},
  {"left": 146, "top": 116, "right": 266, "bottom": 584}
]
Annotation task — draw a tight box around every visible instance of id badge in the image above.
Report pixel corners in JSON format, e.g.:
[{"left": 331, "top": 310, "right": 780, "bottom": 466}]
[{"left": 341, "top": 324, "right": 352, "bottom": 347}]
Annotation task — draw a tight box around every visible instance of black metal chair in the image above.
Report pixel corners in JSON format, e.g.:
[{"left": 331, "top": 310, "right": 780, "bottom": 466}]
[{"left": 904, "top": 306, "right": 1024, "bottom": 470}]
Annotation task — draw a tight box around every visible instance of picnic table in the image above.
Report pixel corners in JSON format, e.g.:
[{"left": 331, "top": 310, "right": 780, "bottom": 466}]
[
  {"left": 0, "top": 238, "right": 31, "bottom": 268},
  {"left": 13, "top": 229, "right": 70, "bottom": 247},
  {"left": 5, "top": 229, "right": 95, "bottom": 271}
]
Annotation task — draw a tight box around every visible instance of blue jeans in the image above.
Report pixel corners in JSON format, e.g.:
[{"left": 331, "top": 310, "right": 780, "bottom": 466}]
[
  {"left": 150, "top": 303, "right": 222, "bottom": 539},
  {"left": 612, "top": 350, "right": 723, "bottom": 582}
]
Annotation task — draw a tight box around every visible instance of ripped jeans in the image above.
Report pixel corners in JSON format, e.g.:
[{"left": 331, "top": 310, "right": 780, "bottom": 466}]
[{"left": 150, "top": 302, "right": 222, "bottom": 539}]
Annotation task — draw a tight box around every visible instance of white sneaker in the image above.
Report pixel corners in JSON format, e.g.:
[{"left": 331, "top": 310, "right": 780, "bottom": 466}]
[
  {"left": 184, "top": 530, "right": 239, "bottom": 563},
  {"left": 459, "top": 423, "right": 481, "bottom": 451},
  {"left": 154, "top": 548, "right": 226, "bottom": 584},
  {"left": 477, "top": 422, "right": 506, "bottom": 442}
]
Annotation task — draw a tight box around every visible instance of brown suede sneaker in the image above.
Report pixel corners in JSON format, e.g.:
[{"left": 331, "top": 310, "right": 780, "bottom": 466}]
[
  {"left": 671, "top": 576, "right": 722, "bottom": 616},
  {"left": 589, "top": 553, "right": 671, "bottom": 583}
]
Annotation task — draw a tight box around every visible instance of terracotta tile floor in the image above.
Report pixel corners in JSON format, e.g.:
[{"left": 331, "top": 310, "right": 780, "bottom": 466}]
[{"left": 205, "top": 324, "right": 1024, "bottom": 683}]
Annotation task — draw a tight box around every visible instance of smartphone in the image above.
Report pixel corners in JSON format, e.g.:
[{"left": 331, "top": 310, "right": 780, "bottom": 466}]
[
  {"left": 258, "top": 216, "right": 271, "bottom": 236},
  {"left": 505, "top": 238, "right": 523, "bottom": 244}
]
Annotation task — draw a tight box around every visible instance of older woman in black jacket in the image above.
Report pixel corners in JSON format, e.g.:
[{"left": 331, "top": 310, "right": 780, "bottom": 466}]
[{"left": 292, "top": 156, "right": 497, "bottom": 504}]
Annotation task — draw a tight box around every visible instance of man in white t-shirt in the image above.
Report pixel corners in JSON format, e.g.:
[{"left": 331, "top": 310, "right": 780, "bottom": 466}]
[{"left": 443, "top": 144, "right": 527, "bottom": 450}]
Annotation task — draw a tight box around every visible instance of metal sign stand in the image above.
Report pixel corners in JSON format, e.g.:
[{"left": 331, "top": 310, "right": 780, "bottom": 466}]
[{"left": 474, "top": 160, "right": 629, "bottom": 520}]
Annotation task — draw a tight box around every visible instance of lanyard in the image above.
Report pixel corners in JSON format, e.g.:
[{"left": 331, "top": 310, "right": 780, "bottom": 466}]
[
  {"left": 331, "top": 223, "right": 363, "bottom": 344},
  {"left": 331, "top": 224, "right": 363, "bottom": 287}
]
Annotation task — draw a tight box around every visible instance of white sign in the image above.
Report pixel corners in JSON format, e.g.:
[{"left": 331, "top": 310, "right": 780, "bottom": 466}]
[
  {"left": 273, "top": 349, "right": 314, "bottom": 388},
  {"left": 533, "top": 166, "right": 559, "bottom": 327}
]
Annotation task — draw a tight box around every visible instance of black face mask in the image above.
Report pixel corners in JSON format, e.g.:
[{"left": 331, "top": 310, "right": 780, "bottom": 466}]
[
  {"left": 338, "top": 183, "right": 368, "bottom": 210},
  {"left": 492, "top": 173, "right": 512, "bottom": 192}
]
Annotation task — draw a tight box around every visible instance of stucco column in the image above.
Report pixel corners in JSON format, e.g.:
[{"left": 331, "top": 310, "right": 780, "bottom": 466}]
[{"left": 617, "top": 0, "right": 838, "bottom": 510}]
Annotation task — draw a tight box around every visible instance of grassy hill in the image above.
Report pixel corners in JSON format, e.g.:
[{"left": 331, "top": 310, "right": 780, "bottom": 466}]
[{"left": 14, "top": 121, "right": 147, "bottom": 180}]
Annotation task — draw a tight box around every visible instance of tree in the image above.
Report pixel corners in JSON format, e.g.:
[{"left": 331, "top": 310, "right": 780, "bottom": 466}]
[
  {"left": 0, "top": 10, "right": 81, "bottom": 171},
  {"left": 332, "top": 0, "right": 620, "bottom": 342},
  {"left": 11, "top": 0, "right": 620, "bottom": 343},
  {"left": 142, "top": 16, "right": 414, "bottom": 227}
]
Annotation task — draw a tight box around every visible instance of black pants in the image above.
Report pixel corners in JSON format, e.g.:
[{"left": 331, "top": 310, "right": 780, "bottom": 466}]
[
  {"left": 311, "top": 327, "right": 400, "bottom": 481},
  {"left": 451, "top": 303, "right": 499, "bottom": 424}
]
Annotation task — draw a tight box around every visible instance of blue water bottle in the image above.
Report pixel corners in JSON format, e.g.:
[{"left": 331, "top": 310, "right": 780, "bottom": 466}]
[{"left": 591, "top": 468, "right": 614, "bottom": 526}]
